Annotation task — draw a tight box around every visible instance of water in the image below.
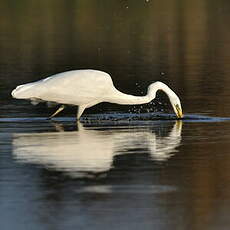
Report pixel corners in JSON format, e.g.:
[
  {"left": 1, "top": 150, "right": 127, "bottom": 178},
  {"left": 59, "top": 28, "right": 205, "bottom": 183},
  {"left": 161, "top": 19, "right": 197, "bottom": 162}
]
[{"left": 1, "top": 0, "right": 230, "bottom": 229}]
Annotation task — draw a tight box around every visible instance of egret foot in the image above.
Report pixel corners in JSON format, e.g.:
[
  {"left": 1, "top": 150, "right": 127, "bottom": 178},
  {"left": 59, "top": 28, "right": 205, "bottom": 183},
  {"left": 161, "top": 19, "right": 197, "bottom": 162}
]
[{"left": 48, "top": 105, "right": 65, "bottom": 119}]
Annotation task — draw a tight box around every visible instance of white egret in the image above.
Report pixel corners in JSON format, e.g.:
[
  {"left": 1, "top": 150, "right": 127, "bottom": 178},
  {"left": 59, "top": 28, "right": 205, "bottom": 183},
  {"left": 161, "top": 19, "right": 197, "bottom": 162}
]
[{"left": 11, "top": 69, "right": 183, "bottom": 119}]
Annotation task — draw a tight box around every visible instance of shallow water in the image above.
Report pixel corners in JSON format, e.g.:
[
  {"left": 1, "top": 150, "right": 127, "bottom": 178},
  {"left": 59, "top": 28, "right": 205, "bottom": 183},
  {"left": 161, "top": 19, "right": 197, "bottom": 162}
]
[
  {"left": 1, "top": 115, "right": 230, "bottom": 230},
  {"left": 1, "top": 0, "right": 230, "bottom": 230}
]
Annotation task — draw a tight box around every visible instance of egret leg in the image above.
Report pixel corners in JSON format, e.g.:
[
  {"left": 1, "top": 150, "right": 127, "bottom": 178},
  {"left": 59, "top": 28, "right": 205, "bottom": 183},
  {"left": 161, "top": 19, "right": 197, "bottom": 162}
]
[
  {"left": 48, "top": 105, "right": 65, "bottom": 119},
  {"left": 77, "top": 105, "right": 86, "bottom": 120}
]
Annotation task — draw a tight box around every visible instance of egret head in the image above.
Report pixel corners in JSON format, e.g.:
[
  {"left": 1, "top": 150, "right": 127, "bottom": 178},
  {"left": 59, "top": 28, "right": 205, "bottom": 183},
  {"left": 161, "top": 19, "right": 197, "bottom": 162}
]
[{"left": 148, "top": 81, "right": 183, "bottom": 119}]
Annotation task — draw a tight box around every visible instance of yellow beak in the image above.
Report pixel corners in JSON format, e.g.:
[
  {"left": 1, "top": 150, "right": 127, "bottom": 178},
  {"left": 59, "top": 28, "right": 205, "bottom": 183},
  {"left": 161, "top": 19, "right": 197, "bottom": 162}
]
[{"left": 175, "top": 104, "right": 183, "bottom": 119}]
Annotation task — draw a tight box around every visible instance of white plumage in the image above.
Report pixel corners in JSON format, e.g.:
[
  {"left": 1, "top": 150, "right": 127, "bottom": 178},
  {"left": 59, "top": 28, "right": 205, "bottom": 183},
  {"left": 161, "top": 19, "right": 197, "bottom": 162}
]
[{"left": 11, "top": 69, "right": 183, "bottom": 119}]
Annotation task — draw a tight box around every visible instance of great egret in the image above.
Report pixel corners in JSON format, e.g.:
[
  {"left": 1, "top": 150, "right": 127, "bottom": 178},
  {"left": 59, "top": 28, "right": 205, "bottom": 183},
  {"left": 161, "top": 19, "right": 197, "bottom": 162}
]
[{"left": 11, "top": 69, "right": 183, "bottom": 119}]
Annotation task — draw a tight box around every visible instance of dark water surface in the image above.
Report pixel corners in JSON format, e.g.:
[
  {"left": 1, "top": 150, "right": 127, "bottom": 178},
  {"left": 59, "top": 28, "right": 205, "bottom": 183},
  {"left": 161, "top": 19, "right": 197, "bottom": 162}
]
[{"left": 1, "top": 1, "right": 230, "bottom": 230}]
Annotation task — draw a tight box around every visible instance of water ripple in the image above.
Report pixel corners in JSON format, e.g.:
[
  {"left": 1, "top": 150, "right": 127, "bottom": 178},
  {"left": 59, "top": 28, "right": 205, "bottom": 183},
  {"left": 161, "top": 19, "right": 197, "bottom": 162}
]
[{"left": 0, "top": 112, "right": 229, "bottom": 123}]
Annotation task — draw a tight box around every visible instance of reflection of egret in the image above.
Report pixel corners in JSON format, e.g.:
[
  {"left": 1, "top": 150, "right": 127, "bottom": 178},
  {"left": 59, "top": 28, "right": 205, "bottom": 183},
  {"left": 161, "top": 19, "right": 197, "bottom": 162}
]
[
  {"left": 12, "top": 121, "right": 182, "bottom": 178},
  {"left": 13, "top": 121, "right": 182, "bottom": 176},
  {"left": 11, "top": 70, "right": 183, "bottom": 119}
]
